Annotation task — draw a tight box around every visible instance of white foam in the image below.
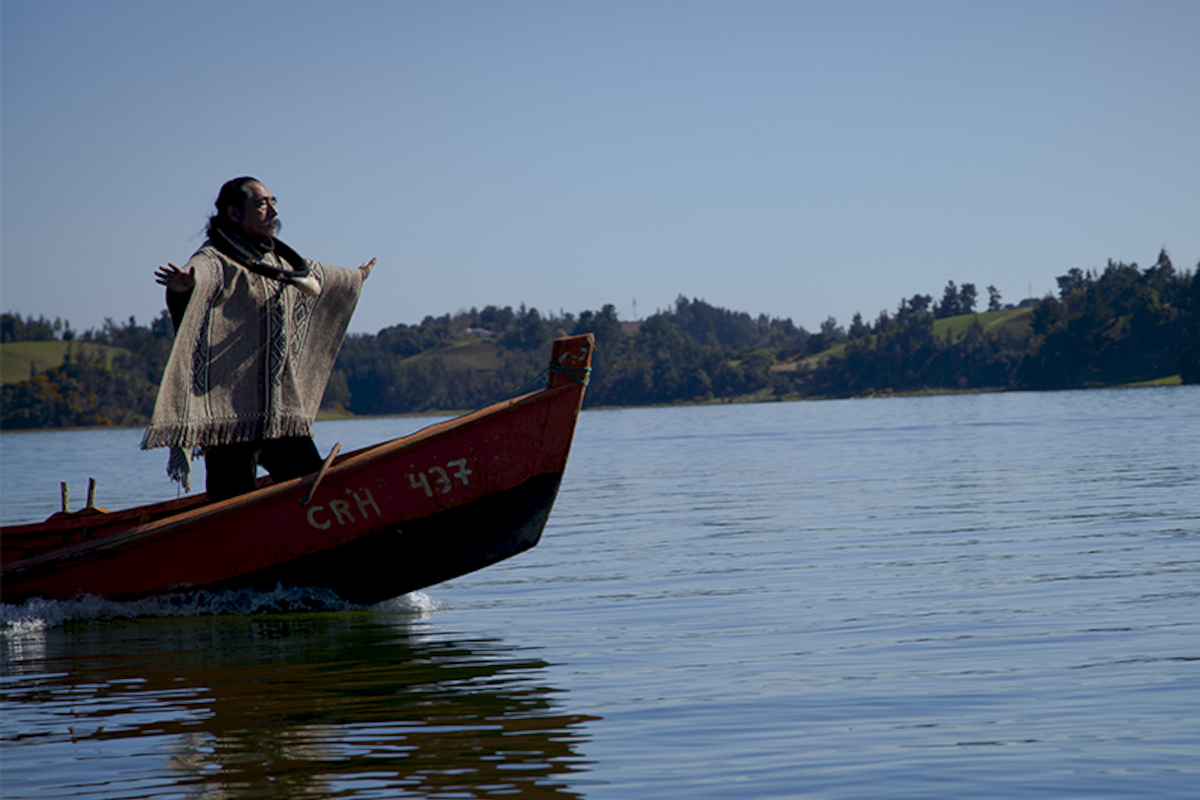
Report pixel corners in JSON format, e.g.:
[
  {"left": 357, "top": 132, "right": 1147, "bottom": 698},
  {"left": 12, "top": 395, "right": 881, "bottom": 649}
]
[
  {"left": 373, "top": 590, "right": 442, "bottom": 615},
  {"left": 2, "top": 586, "right": 443, "bottom": 636}
]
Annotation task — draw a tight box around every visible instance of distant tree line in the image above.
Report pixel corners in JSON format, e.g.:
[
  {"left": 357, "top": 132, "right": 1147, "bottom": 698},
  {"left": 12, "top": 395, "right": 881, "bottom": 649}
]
[
  {"left": 1018, "top": 252, "right": 1200, "bottom": 388},
  {"left": 810, "top": 250, "right": 1197, "bottom": 395},
  {"left": 2, "top": 249, "right": 1196, "bottom": 429},
  {"left": 1, "top": 313, "right": 76, "bottom": 343},
  {"left": 1, "top": 312, "right": 173, "bottom": 428}
]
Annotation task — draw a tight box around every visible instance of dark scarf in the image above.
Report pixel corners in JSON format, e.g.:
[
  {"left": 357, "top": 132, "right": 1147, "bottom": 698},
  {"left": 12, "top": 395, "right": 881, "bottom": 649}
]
[{"left": 209, "top": 223, "right": 315, "bottom": 290}]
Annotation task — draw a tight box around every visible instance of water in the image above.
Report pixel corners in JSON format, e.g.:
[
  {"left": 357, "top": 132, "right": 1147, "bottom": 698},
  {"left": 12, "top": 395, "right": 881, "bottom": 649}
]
[{"left": 3, "top": 388, "right": 1198, "bottom": 798}]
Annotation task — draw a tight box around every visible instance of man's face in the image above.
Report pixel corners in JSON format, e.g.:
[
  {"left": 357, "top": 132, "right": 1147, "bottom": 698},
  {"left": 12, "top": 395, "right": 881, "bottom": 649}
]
[{"left": 229, "top": 181, "right": 278, "bottom": 241}]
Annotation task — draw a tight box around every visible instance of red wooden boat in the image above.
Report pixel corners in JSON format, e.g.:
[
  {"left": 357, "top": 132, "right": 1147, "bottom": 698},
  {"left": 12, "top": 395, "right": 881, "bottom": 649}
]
[{"left": 1, "top": 334, "right": 593, "bottom": 606}]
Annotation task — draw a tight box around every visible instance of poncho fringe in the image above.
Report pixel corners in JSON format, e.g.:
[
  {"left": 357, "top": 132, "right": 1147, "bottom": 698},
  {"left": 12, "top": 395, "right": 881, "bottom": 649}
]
[{"left": 141, "top": 414, "right": 317, "bottom": 451}]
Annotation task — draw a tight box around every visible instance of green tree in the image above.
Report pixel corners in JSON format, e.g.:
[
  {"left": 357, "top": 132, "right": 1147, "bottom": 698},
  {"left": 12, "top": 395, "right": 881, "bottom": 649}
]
[
  {"left": 987, "top": 285, "right": 1003, "bottom": 311},
  {"left": 1019, "top": 255, "right": 1194, "bottom": 388},
  {"left": 936, "top": 281, "right": 961, "bottom": 318}
]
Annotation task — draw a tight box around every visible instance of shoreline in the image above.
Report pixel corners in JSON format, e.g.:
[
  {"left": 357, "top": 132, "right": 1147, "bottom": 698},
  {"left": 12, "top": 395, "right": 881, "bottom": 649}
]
[{"left": 3, "top": 377, "right": 1187, "bottom": 435}]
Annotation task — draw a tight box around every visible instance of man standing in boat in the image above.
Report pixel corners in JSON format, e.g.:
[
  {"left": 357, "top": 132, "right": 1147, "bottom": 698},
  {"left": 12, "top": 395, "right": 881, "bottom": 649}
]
[{"left": 141, "top": 176, "right": 376, "bottom": 501}]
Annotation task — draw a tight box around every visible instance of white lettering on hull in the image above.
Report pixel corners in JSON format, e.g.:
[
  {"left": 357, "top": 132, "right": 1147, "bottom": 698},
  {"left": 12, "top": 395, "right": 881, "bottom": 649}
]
[
  {"left": 306, "top": 487, "right": 383, "bottom": 531},
  {"left": 407, "top": 458, "right": 473, "bottom": 498}
]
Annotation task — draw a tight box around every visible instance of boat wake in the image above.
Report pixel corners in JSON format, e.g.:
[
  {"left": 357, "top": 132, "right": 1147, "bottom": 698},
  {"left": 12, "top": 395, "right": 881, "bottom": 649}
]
[{"left": 1, "top": 585, "right": 442, "bottom": 638}]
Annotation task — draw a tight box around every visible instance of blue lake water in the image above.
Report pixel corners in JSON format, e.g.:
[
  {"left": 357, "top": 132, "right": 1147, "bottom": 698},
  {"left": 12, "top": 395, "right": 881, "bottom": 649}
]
[{"left": 2, "top": 387, "right": 1198, "bottom": 798}]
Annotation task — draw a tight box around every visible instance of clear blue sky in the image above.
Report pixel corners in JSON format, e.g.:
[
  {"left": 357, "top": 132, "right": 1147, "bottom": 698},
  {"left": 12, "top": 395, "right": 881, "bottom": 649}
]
[{"left": 3, "top": 0, "right": 1198, "bottom": 336}]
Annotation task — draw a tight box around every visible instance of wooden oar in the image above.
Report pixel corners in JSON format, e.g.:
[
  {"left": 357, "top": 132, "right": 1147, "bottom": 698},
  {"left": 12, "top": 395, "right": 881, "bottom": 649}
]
[{"left": 301, "top": 442, "right": 341, "bottom": 506}]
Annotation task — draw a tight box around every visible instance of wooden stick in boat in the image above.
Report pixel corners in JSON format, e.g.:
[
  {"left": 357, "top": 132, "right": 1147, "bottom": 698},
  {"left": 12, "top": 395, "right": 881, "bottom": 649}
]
[
  {"left": 301, "top": 442, "right": 341, "bottom": 507},
  {"left": 87, "top": 477, "right": 97, "bottom": 508},
  {"left": 61, "top": 482, "right": 69, "bottom": 513}
]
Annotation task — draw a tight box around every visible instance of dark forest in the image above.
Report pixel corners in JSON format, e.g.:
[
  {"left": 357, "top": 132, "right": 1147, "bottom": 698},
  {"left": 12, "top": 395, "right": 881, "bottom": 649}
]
[{"left": 3, "top": 250, "right": 1197, "bottom": 430}]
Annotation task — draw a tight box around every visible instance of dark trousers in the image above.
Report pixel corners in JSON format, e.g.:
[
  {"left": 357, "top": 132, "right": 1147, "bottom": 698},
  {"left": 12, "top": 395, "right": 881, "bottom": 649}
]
[{"left": 205, "top": 436, "right": 324, "bottom": 502}]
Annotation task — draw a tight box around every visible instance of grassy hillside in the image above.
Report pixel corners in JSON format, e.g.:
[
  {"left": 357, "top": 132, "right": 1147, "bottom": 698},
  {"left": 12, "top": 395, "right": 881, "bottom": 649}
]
[
  {"left": 401, "top": 339, "right": 504, "bottom": 370},
  {"left": 1, "top": 341, "right": 128, "bottom": 384},
  {"left": 806, "top": 307, "right": 1035, "bottom": 360},
  {"left": 936, "top": 306, "right": 1033, "bottom": 339}
]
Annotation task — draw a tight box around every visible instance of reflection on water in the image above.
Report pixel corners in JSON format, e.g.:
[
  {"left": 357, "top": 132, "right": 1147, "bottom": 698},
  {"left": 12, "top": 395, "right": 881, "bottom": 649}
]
[{"left": 2, "top": 608, "right": 596, "bottom": 799}]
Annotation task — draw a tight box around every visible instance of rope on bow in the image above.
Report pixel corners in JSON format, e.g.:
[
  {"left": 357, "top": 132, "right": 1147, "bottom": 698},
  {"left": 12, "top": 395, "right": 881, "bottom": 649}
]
[{"left": 549, "top": 363, "right": 592, "bottom": 386}]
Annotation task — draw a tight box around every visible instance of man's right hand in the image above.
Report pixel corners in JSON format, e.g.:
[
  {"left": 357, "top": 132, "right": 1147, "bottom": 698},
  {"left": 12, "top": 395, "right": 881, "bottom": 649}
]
[{"left": 155, "top": 263, "right": 196, "bottom": 293}]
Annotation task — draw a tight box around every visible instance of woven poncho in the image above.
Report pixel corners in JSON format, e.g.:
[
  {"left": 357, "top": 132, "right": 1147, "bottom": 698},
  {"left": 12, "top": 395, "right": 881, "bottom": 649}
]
[{"left": 141, "top": 244, "right": 364, "bottom": 460}]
